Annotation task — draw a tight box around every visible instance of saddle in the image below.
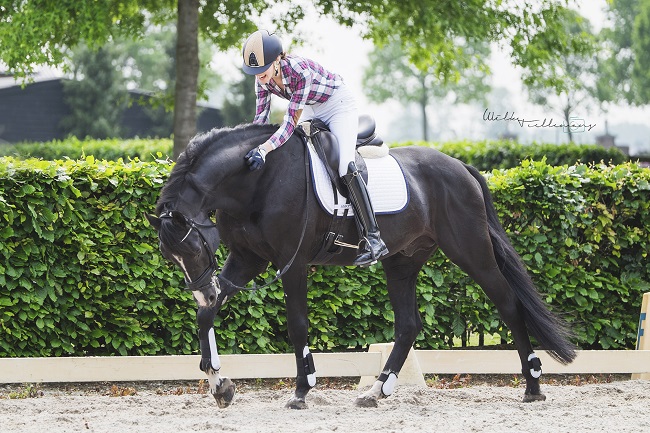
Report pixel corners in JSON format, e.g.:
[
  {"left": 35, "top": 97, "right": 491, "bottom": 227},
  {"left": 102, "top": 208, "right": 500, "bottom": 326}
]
[
  {"left": 296, "top": 114, "right": 386, "bottom": 196},
  {"left": 297, "top": 115, "right": 398, "bottom": 262}
]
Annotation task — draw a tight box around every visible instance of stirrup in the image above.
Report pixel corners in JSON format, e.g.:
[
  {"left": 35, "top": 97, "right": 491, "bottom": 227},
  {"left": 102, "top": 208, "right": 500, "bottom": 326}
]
[{"left": 353, "top": 236, "right": 388, "bottom": 266}]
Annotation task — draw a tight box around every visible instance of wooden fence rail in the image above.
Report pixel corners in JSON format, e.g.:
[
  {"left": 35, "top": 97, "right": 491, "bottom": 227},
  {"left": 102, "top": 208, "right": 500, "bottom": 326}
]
[{"left": 1, "top": 348, "right": 649, "bottom": 384}]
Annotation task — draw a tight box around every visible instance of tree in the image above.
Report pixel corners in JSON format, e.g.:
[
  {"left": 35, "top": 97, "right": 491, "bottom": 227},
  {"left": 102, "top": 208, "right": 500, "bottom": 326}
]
[
  {"left": 632, "top": 0, "right": 650, "bottom": 103},
  {"left": 119, "top": 24, "right": 177, "bottom": 96},
  {"left": 60, "top": 27, "right": 179, "bottom": 139},
  {"left": 523, "top": 8, "right": 598, "bottom": 143},
  {"left": 117, "top": 26, "right": 177, "bottom": 137},
  {"left": 363, "top": 38, "right": 490, "bottom": 141},
  {"left": 318, "top": 0, "right": 593, "bottom": 89},
  {"left": 1, "top": 0, "right": 596, "bottom": 158},
  {"left": 60, "top": 45, "right": 127, "bottom": 139},
  {"left": 596, "top": 0, "right": 650, "bottom": 106}
]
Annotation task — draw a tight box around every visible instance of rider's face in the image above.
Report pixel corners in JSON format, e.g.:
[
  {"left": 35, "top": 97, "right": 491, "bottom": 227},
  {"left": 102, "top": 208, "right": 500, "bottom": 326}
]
[
  {"left": 255, "top": 57, "right": 280, "bottom": 85},
  {"left": 256, "top": 67, "right": 273, "bottom": 85}
]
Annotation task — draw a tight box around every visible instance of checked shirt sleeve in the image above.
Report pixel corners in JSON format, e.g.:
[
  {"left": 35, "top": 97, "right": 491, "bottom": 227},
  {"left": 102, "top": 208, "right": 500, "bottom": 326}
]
[
  {"left": 267, "top": 66, "right": 313, "bottom": 149},
  {"left": 253, "top": 80, "right": 271, "bottom": 125}
]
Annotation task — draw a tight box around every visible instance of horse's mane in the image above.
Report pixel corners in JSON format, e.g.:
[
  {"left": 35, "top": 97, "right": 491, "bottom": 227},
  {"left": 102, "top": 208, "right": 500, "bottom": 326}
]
[{"left": 155, "top": 123, "right": 277, "bottom": 215}]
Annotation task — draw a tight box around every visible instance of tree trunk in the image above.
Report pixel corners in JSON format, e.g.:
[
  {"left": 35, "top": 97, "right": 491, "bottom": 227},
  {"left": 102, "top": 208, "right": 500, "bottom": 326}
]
[
  {"left": 421, "top": 100, "right": 429, "bottom": 141},
  {"left": 420, "top": 75, "right": 429, "bottom": 141},
  {"left": 563, "top": 105, "right": 573, "bottom": 143},
  {"left": 172, "top": 0, "right": 200, "bottom": 160}
]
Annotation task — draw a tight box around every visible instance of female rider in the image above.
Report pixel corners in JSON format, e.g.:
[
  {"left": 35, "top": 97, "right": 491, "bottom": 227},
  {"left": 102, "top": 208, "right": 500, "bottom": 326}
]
[{"left": 241, "top": 29, "right": 388, "bottom": 266}]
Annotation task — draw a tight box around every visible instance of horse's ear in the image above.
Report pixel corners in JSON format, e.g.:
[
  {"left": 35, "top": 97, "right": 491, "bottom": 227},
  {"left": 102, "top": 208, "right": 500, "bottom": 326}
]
[{"left": 145, "top": 213, "right": 162, "bottom": 230}]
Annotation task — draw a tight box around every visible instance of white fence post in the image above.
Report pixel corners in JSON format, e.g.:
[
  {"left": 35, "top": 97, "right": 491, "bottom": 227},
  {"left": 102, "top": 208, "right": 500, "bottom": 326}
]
[
  {"left": 632, "top": 292, "right": 649, "bottom": 380},
  {"left": 357, "top": 342, "right": 426, "bottom": 389}
]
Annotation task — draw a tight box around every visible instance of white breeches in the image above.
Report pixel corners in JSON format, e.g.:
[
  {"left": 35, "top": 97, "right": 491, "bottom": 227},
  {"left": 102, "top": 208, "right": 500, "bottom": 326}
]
[{"left": 301, "top": 83, "right": 358, "bottom": 177}]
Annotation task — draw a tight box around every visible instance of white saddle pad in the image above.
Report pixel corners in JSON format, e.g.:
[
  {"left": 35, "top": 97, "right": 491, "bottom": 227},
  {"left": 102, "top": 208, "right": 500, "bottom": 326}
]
[{"left": 307, "top": 143, "right": 409, "bottom": 216}]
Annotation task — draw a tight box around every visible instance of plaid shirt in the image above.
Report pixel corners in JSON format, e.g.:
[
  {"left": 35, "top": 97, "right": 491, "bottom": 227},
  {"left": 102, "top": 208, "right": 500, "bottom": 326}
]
[{"left": 253, "top": 54, "right": 343, "bottom": 149}]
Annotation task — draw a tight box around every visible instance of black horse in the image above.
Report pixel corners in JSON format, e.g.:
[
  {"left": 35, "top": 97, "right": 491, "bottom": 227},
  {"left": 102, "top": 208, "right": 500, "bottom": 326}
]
[{"left": 146, "top": 122, "right": 575, "bottom": 409}]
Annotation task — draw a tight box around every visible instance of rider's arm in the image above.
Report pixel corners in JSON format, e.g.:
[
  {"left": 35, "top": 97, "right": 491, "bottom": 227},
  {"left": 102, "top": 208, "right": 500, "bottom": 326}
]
[
  {"left": 265, "top": 66, "right": 312, "bottom": 150},
  {"left": 253, "top": 80, "right": 271, "bottom": 125}
]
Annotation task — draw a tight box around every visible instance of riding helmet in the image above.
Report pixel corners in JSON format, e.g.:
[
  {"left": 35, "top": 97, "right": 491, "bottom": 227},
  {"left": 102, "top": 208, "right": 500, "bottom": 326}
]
[{"left": 242, "top": 30, "right": 283, "bottom": 75}]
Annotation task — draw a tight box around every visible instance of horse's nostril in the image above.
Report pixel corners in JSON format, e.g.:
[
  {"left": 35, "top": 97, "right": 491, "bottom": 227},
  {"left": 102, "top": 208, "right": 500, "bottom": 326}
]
[{"left": 209, "top": 294, "right": 216, "bottom": 304}]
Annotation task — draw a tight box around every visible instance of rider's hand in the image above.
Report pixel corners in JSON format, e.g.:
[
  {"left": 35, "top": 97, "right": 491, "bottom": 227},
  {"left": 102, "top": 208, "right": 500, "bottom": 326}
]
[{"left": 244, "top": 145, "right": 268, "bottom": 171}]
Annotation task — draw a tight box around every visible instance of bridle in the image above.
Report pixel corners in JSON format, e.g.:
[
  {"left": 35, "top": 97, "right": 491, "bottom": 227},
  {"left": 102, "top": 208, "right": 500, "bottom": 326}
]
[{"left": 159, "top": 211, "right": 220, "bottom": 292}]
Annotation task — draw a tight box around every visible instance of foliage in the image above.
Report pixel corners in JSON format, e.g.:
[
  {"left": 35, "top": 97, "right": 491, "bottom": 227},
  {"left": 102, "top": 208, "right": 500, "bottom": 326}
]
[
  {"left": 221, "top": 73, "right": 257, "bottom": 127},
  {"left": 1, "top": 1, "right": 600, "bottom": 158},
  {"left": 596, "top": 0, "right": 650, "bottom": 106},
  {"left": 394, "top": 140, "right": 628, "bottom": 171},
  {"left": 363, "top": 37, "right": 491, "bottom": 141},
  {"left": 523, "top": 8, "right": 598, "bottom": 143},
  {"left": 60, "top": 45, "right": 128, "bottom": 139},
  {"left": 115, "top": 25, "right": 177, "bottom": 96},
  {"left": 632, "top": 0, "right": 650, "bottom": 103},
  {"left": 0, "top": 138, "right": 627, "bottom": 171},
  {"left": 0, "top": 0, "right": 172, "bottom": 79},
  {"left": 0, "top": 138, "right": 173, "bottom": 161},
  {"left": 0, "top": 156, "right": 194, "bottom": 357},
  {"left": 0, "top": 1, "right": 592, "bottom": 84},
  {"left": 488, "top": 161, "right": 650, "bottom": 349},
  {"left": 1, "top": 155, "right": 648, "bottom": 357}
]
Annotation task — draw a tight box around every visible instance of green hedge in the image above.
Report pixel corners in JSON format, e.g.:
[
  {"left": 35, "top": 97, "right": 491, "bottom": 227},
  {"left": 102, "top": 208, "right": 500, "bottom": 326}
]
[
  {"left": 0, "top": 156, "right": 648, "bottom": 357},
  {"left": 1, "top": 137, "right": 628, "bottom": 170},
  {"left": 395, "top": 139, "right": 628, "bottom": 170},
  {"left": 0, "top": 137, "right": 173, "bottom": 162}
]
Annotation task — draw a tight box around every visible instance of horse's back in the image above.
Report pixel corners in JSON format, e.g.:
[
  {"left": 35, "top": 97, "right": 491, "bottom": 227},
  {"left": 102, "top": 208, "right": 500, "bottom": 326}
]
[{"left": 389, "top": 145, "right": 481, "bottom": 193}]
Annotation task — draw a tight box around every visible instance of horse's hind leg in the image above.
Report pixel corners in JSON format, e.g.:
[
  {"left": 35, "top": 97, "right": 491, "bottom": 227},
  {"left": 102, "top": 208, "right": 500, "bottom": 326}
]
[
  {"left": 437, "top": 219, "right": 546, "bottom": 402},
  {"left": 355, "top": 250, "right": 430, "bottom": 408},
  {"left": 468, "top": 268, "right": 546, "bottom": 401}
]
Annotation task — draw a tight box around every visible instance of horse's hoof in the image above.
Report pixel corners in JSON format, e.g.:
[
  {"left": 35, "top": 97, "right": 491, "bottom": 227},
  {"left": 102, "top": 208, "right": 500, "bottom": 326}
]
[
  {"left": 522, "top": 393, "right": 546, "bottom": 403},
  {"left": 285, "top": 397, "right": 308, "bottom": 409},
  {"left": 354, "top": 396, "right": 378, "bottom": 408},
  {"left": 212, "top": 378, "right": 236, "bottom": 408}
]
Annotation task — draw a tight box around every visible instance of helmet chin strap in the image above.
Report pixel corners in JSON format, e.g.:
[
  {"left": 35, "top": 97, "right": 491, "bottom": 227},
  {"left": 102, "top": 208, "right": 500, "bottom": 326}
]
[{"left": 274, "top": 61, "right": 280, "bottom": 77}]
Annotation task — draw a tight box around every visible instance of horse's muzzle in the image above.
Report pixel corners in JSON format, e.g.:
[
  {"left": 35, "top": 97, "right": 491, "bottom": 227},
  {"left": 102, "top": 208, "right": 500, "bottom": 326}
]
[
  {"left": 192, "top": 289, "right": 217, "bottom": 308},
  {"left": 191, "top": 275, "right": 220, "bottom": 309}
]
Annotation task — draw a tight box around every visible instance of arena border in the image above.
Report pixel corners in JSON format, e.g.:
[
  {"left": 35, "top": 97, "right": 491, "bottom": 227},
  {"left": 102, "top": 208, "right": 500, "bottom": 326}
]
[{"left": 1, "top": 349, "right": 648, "bottom": 384}]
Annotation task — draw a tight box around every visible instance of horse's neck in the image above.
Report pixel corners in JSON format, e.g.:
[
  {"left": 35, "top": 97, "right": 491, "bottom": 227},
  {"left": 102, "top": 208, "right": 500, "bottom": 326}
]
[{"left": 203, "top": 135, "right": 304, "bottom": 215}]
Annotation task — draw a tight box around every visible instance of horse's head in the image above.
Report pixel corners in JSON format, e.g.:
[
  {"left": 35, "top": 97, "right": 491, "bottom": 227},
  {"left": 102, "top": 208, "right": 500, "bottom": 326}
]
[{"left": 146, "top": 210, "right": 223, "bottom": 309}]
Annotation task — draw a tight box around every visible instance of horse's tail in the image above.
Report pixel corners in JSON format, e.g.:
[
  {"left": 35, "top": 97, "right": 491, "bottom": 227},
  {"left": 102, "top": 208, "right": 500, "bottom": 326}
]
[{"left": 464, "top": 163, "right": 576, "bottom": 365}]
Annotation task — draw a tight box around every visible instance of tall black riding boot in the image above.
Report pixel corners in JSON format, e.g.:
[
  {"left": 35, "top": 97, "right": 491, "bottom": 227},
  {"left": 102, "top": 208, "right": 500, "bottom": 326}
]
[{"left": 342, "top": 162, "right": 389, "bottom": 266}]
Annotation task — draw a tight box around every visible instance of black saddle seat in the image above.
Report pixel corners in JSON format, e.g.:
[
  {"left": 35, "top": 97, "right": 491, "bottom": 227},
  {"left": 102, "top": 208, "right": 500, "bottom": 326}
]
[{"left": 297, "top": 115, "right": 386, "bottom": 196}]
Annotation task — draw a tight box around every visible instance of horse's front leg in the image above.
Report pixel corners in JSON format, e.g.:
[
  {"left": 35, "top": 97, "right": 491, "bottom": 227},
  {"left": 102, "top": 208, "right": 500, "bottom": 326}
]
[
  {"left": 196, "top": 248, "right": 267, "bottom": 407},
  {"left": 197, "top": 306, "right": 236, "bottom": 408},
  {"left": 282, "top": 266, "right": 316, "bottom": 410}
]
